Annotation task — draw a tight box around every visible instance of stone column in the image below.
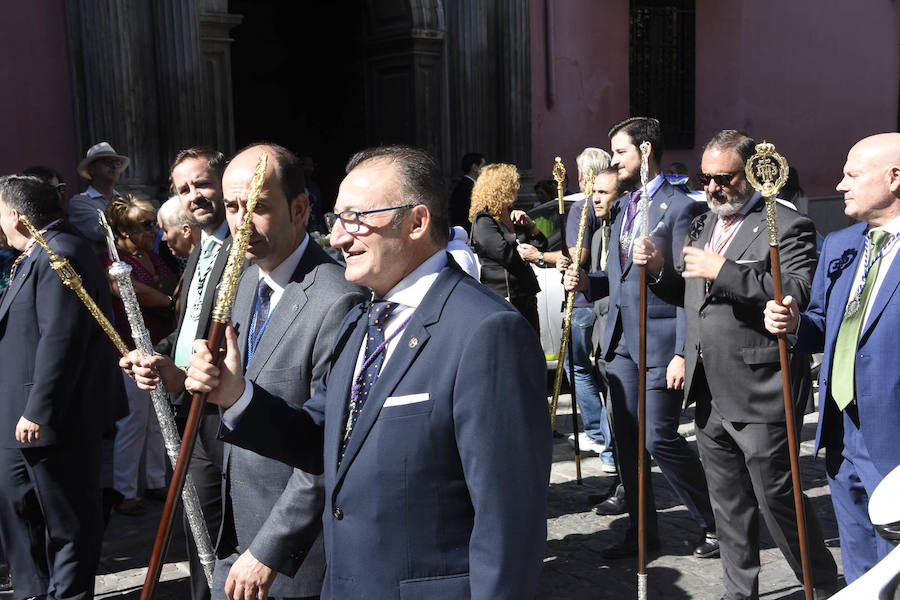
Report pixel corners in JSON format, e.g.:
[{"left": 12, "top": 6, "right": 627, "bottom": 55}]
[
  {"left": 152, "top": 0, "right": 206, "bottom": 164},
  {"left": 363, "top": 0, "right": 445, "bottom": 159},
  {"left": 444, "top": 0, "right": 531, "bottom": 178},
  {"left": 65, "top": 0, "right": 240, "bottom": 197},
  {"left": 66, "top": 0, "right": 163, "bottom": 197}
]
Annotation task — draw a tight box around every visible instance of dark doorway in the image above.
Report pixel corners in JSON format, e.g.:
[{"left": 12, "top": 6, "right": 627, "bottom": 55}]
[{"left": 229, "top": 0, "right": 366, "bottom": 211}]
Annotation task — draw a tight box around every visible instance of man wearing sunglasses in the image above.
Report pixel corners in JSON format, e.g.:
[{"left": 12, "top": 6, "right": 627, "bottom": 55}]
[
  {"left": 635, "top": 130, "right": 838, "bottom": 599},
  {"left": 185, "top": 145, "right": 552, "bottom": 599}
]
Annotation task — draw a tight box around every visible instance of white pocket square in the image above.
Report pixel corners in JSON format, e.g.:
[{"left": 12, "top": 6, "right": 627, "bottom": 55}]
[
  {"left": 736, "top": 259, "right": 763, "bottom": 264},
  {"left": 383, "top": 393, "right": 430, "bottom": 407}
]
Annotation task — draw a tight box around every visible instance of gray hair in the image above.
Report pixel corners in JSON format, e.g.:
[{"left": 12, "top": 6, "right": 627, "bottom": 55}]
[
  {"left": 157, "top": 195, "right": 197, "bottom": 229},
  {"left": 576, "top": 147, "right": 612, "bottom": 182}
]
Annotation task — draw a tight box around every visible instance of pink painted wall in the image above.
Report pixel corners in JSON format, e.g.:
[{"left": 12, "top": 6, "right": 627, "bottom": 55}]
[
  {"left": 531, "top": 0, "right": 899, "bottom": 197},
  {"left": 0, "top": 0, "right": 79, "bottom": 189},
  {"left": 530, "top": 0, "right": 630, "bottom": 185}
]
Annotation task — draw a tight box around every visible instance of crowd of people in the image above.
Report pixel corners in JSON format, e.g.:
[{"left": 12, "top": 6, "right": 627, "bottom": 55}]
[{"left": 0, "top": 119, "right": 896, "bottom": 600}]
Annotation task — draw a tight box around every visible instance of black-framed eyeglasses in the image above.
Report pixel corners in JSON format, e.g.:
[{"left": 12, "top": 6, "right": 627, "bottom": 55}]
[
  {"left": 138, "top": 219, "right": 158, "bottom": 232},
  {"left": 54, "top": 183, "right": 66, "bottom": 194},
  {"left": 697, "top": 171, "right": 741, "bottom": 187},
  {"left": 324, "top": 203, "right": 420, "bottom": 233}
]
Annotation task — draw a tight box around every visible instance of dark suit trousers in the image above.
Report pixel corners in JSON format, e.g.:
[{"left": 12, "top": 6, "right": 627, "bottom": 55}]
[
  {"left": 826, "top": 404, "right": 894, "bottom": 584},
  {"left": 606, "top": 351, "right": 714, "bottom": 539},
  {"left": 696, "top": 398, "right": 836, "bottom": 600},
  {"left": 0, "top": 443, "right": 102, "bottom": 600},
  {"left": 177, "top": 409, "right": 225, "bottom": 600}
]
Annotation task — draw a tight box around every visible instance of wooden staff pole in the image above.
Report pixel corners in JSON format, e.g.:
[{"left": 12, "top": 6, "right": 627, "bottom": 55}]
[
  {"left": 747, "top": 142, "right": 813, "bottom": 600},
  {"left": 140, "top": 151, "right": 269, "bottom": 599},
  {"left": 636, "top": 141, "right": 651, "bottom": 600}
]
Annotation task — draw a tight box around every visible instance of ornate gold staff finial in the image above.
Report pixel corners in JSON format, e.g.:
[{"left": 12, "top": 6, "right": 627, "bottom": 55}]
[
  {"left": 19, "top": 215, "right": 129, "bottom": 355},
  {"left": 552, "top": 156, "right": 566, "bottom": 214},
  {"left": 745, "top": 141, "right": 789, "bottom": 247},
  {"left": 211, "top": 151, "right": 268, "bottom": 325}
]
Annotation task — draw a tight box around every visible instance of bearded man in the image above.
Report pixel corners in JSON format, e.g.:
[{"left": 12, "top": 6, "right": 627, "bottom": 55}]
[{"left": 634, "top": 130, "right": 838, "bottom": 600}]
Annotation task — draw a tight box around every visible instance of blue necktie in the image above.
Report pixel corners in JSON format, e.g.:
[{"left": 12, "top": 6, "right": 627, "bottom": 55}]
[
  {"left": 340, "top": 300, "right": 398, "bottom": 463},
  {"left": 246, "top": 279, "right": 273, "bottom": 367}
]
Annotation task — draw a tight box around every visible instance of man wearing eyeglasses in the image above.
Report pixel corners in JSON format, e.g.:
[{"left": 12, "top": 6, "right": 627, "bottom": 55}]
[
  {"left": 132, "top": 143, "right": 366, "bottom": 600},
  {"left": 184, "top": 145, "right": 552, "bottom": 599},
  {"left": 634, "top": 130, "right": 838, "bottom": 599},
  {"left": 68, "top": 141, "right": 129, "bottom": 244}
]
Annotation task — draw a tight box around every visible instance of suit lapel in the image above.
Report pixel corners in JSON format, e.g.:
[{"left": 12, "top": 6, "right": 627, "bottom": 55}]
[
  {"left": 244, "top": 245, "right": 328, "bottom": 378},
  {"left": 722, "top": 202, "right": 765, "bottom": 261},
  {"left": 333, "top": 266, "right": 459, "bottom": 487},
  {"left": 620, "top": 183, "right": 671, "bottom": 279},
  {"left": 0, "top": 253, "right": 35, "bottom": 323},
  {"left": 827, "top": 233, "right": 866, "bottom": 334},
  {"left": 861, "top": 250, "right": 900, "bottom": 340},
  {"left": 328, "top": 309, "right": 367, "bottom": 481},
  {"left": 233, "top": 264, "right": 258, "bottom": 367},
  {"left": 198, "top": 235, "right": 233, "bottom": 335}
]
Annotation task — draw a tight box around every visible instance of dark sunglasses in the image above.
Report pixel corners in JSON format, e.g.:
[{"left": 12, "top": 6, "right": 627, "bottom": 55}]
[
  {"left": 697, "top": 171, "right": 741, "bottom": 187},
  {"left": 54, "top": 183, "right": 67, "bottom": 194},
  {"left": 138, "top": 219, "right": 158, "bottom": 232}
]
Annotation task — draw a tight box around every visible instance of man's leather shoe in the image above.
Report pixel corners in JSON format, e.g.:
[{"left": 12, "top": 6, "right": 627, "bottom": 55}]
[
  {"left": 601, "top": 534, "right": 660, "bottom": 559},
  {"left": 693, "top": 531, "right": 720, "bottom": 558},
  {"left": 593, "top": 484, "right": 626, "bottom": 515}
]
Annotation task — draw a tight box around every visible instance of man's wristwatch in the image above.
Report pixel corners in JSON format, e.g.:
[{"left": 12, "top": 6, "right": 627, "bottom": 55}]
[{"left": 537, "top": 252, "right": 545, "bottom": 267}]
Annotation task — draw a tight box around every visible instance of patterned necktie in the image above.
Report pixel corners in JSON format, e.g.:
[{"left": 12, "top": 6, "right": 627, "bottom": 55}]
[
  {"left": 619, "top": 190, "right": 641, "bottom": 269},
  {"left": 600, "top": 223, "right": 611, "bottom": 270},
  {"left": 831, "top": 230, "right": 890, "bottom": 410},
  {"left": 340, "top": 300, "right": 398, "bottom": 464},
  {"left": 173, "top": 235, "right": 220, "bottom": 367},
  {"left": 246, "top": 279, "right": 273, "bottom": 366}
]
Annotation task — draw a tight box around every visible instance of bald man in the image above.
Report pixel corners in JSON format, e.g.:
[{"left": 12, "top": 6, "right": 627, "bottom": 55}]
[{"left": 765, "top": 132, "right": 900, "bottom": 583}]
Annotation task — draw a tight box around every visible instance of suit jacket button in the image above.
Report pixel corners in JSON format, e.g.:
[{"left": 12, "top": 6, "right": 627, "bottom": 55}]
[{"left": 333, "top": 507, "right": 343, "bottom": 520}]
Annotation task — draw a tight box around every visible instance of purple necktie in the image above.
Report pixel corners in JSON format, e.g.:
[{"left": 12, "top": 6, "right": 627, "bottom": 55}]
[
  {"left": 340, "top": 300, "right": 398, "bottom": 463},
  {"left": 619, "top": 190, "right": 642, "bottom": 269}
]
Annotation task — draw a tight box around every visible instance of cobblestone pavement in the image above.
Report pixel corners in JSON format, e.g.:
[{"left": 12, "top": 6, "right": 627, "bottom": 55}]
[
  {"left": 0, "top": 393, "right": 843, "bottom": 599},
  {"left": 541, "top": 394, "right": 842, "bottom": 599}
]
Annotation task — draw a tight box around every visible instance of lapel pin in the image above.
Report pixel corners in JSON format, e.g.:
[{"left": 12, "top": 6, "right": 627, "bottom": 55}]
[
  {"left": 292, "top": 303, "right": 300, "bottom": 312},
  {"left": 660, "top": 202, "right": 668, "bottom": 210},
  {"left": 753, "top": 226, "right": 759, "bottom": 233},
  {"left": 408, "top": 337, "right": 418, "bottom": 348}
]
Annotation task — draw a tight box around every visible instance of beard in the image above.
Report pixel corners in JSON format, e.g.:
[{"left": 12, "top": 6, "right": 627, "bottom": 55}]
[{"left": 706, "top": 180, "right": 753, "bottom": 217}]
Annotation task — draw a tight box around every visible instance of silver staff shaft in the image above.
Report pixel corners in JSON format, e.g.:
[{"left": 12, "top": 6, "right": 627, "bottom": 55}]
[{"left": 108, "top": 261, "right": 215, "bottom": 589}]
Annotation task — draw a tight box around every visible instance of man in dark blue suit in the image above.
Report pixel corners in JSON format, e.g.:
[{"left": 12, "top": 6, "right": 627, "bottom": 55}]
[
  {"left": 0, "top": 175, "right": 120, "bottom": 600},
  {"left": 765, "top": 132, "right": 900, "bottom": 583},
  {"left": 185, "top": 145, "right": 552, "bottom": 599},
  {"left": 565, "top": 117, "right": 716, "bottom": 559}
]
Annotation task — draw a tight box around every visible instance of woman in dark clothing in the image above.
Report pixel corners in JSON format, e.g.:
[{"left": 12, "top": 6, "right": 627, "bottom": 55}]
[{"left": 468, "top": 163, "right": 547, "bottom": 333}]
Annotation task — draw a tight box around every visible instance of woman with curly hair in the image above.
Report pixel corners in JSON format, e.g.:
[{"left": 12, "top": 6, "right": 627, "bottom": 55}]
[
  {"left": 469, "top": 163, "right": 547, "bottom": 333},
  {"left": 101, "top": 195, "right": 178, "bottom": 516}
]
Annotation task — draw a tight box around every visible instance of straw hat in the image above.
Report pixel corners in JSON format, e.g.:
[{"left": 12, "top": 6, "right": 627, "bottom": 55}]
[{"left": 77, "top": 142, "right": 130, "bottom": 179}]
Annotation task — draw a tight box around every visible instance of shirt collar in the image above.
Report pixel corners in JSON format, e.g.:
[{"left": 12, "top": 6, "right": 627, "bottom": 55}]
[
  {"left": 645, "top": 173, "right": 664, "bottom": 198},
  {"left": 870, "top": 214, "right": 900, "bottom": 236},
  {"left": 719, "top": 192, "right": 761, "bottom": 222},
  {"left": 86, "top": 185, "right": 119, "bottom": 199},
  {"left": 380, "top": 250, "right": 448, "bottom": 308},
  {"left": 201, "top": 219, "right": 229, "bottom": 245},
  {"left": 257, "top": 234, "right": 310, "bottom": 295}
]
